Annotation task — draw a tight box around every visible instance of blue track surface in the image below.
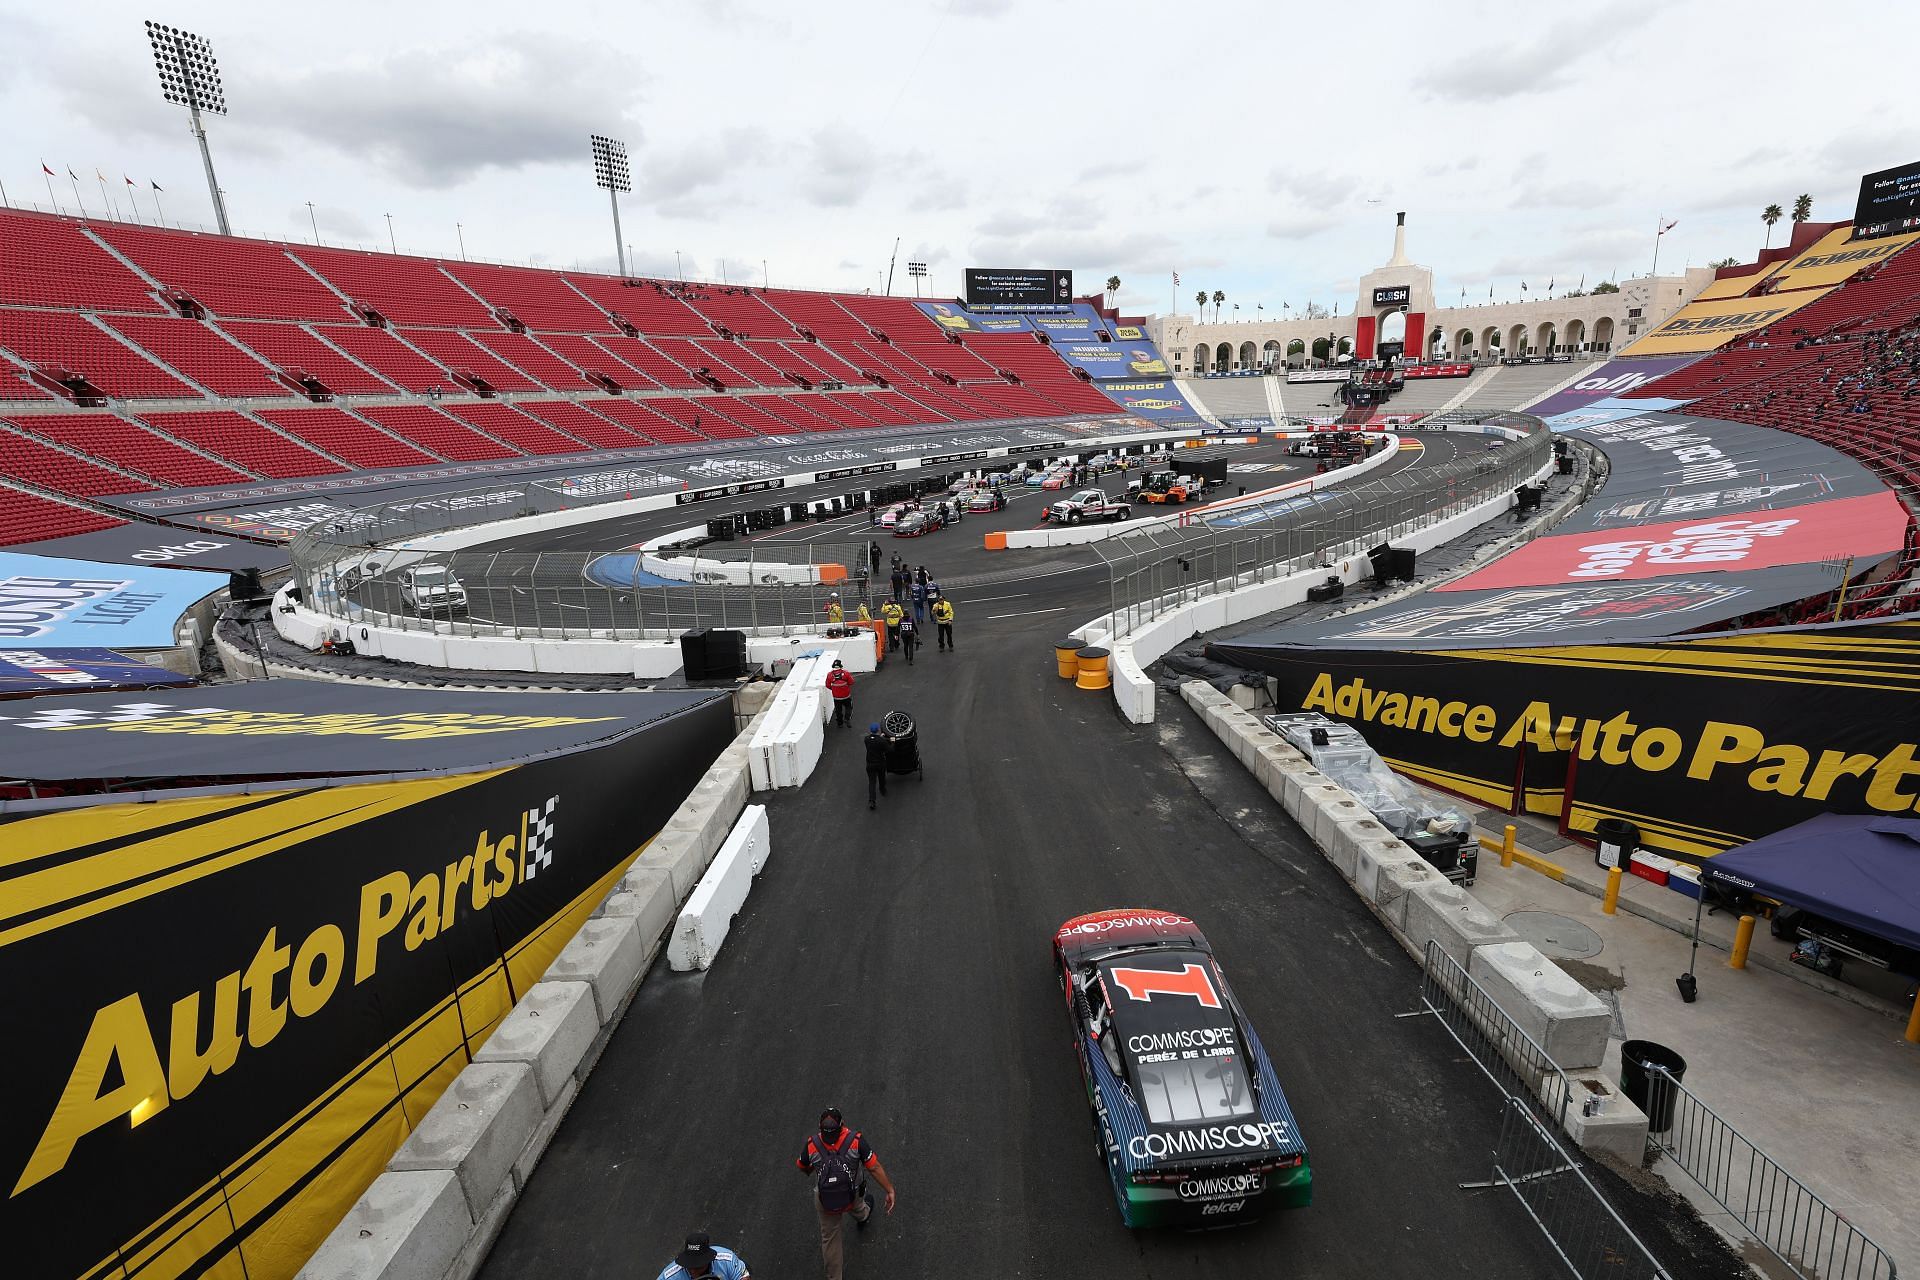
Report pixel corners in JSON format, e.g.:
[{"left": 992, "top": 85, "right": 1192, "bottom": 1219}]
[{"left": 583, "top": 552, "right": 680, "bottom": 589}]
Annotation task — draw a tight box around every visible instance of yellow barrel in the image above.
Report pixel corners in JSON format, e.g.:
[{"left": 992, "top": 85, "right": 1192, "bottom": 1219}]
[
  {"left": 1055, "top": 638, "right": 1081, "bottom": 679},
  {"left": 1075, "top": 646, "right": 1112, "bottom": 690}
]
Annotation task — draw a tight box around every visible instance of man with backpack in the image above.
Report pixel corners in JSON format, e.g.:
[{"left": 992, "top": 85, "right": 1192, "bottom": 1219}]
[
  {"left": 796, "top": 1107, "right": 896, "bottom": 1280},
  {"left": 897, "top": 613, "right": 920, "bottom": 665}
]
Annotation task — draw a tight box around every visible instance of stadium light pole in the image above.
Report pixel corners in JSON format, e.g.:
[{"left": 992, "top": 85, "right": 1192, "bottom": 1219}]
[
  {"left": 145, "top": 21, "right": 231, "bottom": 235},
  {"left": 590, "top": 134, "right": 632, "bottom": 278},
  {"left": 304, "top": 200, "right": 319, "bottom": 244},
  {"left": 907, "top": 261, "right": 927, "bottom": 298}
]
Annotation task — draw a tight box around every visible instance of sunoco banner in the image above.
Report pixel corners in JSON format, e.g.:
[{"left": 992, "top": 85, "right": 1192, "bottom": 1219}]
[
  {"left": 0, "top": 694, "right": 732, "bottom": 1280},
  {"left": 1211, "top": 621, "right": 1920, "bottom": 858}
]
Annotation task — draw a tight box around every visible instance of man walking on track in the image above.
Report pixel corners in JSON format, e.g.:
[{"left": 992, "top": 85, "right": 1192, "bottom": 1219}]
[
  {"left": 880, "top": 599, "right": 903, "bottom": 650},
  {"left": 796, "top": 1107, "right": 896, "bottom": 1280},
  {"left": 864, "top": 724, "right": 889, "bottom": 808},
  {"left": 898, "top": 613, "right": 920, "bottom": 664},
  {"left": 932, "top": 595, "right": 954, "bottom": 651},
  {"left": 825, "top": 659, "right": 854, "bottom": 727},
  {"left": 655, "top": 1230, "right": 750, "bottom": 1280}
]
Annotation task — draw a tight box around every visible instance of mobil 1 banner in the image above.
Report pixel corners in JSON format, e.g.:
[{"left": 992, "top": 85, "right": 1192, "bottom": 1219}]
[
  {"left": 1564, "top": 411, "right": 1879, "bottom": 496},
  {"left": 1240, "top": 570, "right": 1848, "bottom": 650},
  {"left": 0, "top": 694, "right": 734, "bottom": 1280},
  {"left": 963, "top": 267, "right": 1073, "bottom": 307},
  {"left": 1208, "top": 623, "right": 1920, "bottom": 857}
]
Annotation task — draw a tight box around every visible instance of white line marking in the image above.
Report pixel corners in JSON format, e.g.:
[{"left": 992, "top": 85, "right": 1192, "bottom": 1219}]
[
  {"left": 987, "top": 606, "right": 1066, "bottom": 620},
  {"left": 959, "top": 593, "right": 1029, "bottom": 604}
]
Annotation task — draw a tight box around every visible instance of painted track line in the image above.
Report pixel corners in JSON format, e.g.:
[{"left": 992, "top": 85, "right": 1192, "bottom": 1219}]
[{"left": 986, "top": 606, "right": 1065, "bottom": 620}]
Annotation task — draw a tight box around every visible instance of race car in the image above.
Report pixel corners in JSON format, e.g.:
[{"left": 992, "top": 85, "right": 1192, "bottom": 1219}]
[
  {"left": 878, "top": 501, "right": 918, "bottom": 529},
  {"left": 964, "top": 488, "right": 1006, "bottom": 513},
  {"left": 1040, "top": 470, "right": 1072, "bottom": 490},
  {"left": 1055, "top": 909, "right": 1310, "bottom": 1228},
  {"left": 893, "top": 510, "right": 936, "bottom": 537}
]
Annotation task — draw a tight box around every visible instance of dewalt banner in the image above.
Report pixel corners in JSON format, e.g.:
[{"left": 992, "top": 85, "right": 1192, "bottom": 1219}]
[
  {"left": 1765, "top": 226, "right": 1919, "bottom": 293},
  {"left": 1621, "top": 289, "right": 1832, "bottom": 356},
  {"left": 0, "top": 694, "right": 732, "bottom": 1280},
  {"left": 1211, "top": 621, "right": 1920, "bottom": 858}
]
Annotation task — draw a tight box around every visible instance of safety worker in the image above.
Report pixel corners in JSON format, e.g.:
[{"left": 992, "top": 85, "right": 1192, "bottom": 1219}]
[
  {"left": 931, "top": 594, "right": 954, "bottom": 651},
  {"left": 855, "top": 600, "right": 871, "bottom": 623},
  {"left": 898, "top": 613, "right": 920, "bottom": 664},
  {"left": 824, "top": 659, "right": 854, "bottom": 728},
  {"left": 864, "top": 725, "right": 889, "bottom": 809},
  {"left": 825, "top": 593, "right": 843, "bottom": 625},
  {"left": 880, "top": 599, "right": 903, "bottom": 651},
  {"left": 656, "top": 1230, "right": 750, "bottom": 1280},
  {"left": 797, "top": 1107, "right": 896, "bottom": 1278}
]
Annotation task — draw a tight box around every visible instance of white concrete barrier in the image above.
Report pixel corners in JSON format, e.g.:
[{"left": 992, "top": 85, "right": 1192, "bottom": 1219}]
[
  {"left": 1468, "top": 942, "right": 1613, "bottom": 1072},
  {"left": 1403, "top": 880, "right": 1521, "bottom": 971},
  {"left": 667, "top": 804, "right": 771, "bottom": 971},
  {"left": 747, "top": 656, "right": 832, "bottom": 790}
]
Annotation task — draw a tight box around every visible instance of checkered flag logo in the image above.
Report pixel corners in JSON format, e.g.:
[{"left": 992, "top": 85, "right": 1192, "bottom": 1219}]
[
  {"left": 523, "top": 797, "right": 558, "bottom": 879},
  {"left": 0, "top": 701, "right": 230, "bottom": 730}
]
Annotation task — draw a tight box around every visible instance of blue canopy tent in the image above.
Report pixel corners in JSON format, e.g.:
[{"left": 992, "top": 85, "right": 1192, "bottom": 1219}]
[{"left": 1699, "top": 813, "right": 1920, "bottom": 1041}]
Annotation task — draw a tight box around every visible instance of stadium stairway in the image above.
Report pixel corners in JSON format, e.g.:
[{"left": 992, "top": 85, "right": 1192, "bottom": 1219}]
[
  {"left": 1181, "top": 375, "right": 1272, "bottom": 422},
  {"left": 1458, "top": 360, "right": 1596, "bottom": 412}
]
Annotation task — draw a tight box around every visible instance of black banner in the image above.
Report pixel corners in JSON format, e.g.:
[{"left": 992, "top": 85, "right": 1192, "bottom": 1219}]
[
  {"left": 0, "top": 695, "right": 733, "bottom": 1280},
  {"left": 1853, "top": 159, "right": 1920, "bottom": 239},
  {"left": 924, "top": 450, "right": 989, "bottom": 465},
  {"left": 814, "top": 462, "right": 898, "bottom": 482},
  {"left": 963, "top": 267, "right": 1073, "bottom": 307},
  {"left": 675, "top": 477, "right": 788, "bottom": 505},
  {"left": 1211, "top": 621, "right": 1920, "bottom": 858}
]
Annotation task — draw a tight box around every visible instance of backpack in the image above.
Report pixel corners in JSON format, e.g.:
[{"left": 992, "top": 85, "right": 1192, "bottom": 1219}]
[{"left": 813, "top": 1132, "right": 862, "bottom": 1210}]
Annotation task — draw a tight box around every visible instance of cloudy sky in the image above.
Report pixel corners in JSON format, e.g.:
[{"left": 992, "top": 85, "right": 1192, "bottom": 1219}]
[{"left": 2, "top": 0, "right": 1913, "bottom": 319}]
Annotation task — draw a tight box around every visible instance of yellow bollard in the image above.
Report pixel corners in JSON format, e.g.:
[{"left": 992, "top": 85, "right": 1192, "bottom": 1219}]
[
  {"left": 1906, "top": 991, "right": 1920, "bottom": 1045},
  {"left": 1075, "top": 647, "right": 1112, "bottom": 691},
  {"left": 1500, "top": 824, "right": 1517, "bottom": 869},
  {"left": 1054, "top": 639, "right": 1081, "bottom": 680},
  {"left": 1602, "top": 866, "right": 1623, "bottom": 915},
  {"left": 1729, "top": 914, "right": 1756, "bottom": 970}
]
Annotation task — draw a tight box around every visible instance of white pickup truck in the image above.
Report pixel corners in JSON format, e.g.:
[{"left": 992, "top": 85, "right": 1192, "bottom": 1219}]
[{"left": 1046, "top": 489, "right": 1132, "bottom": 524}]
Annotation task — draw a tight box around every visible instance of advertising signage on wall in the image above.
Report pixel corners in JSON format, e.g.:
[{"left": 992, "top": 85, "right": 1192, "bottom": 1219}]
[
  {"left": 0, "top": 552, "right": 225, "bottom": 647},
  {"left": 1853, "top": 159, "right": 1920, "bottom": 239},
  {"left": 963, "top": 267, "right": 1073, "bottom": 307},
  {"left": 1372, "top": 285, "right": 1411, "bottom": 307}
]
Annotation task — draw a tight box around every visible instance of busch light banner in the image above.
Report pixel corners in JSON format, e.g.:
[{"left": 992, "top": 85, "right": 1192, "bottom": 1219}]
[
  {"left": 1525, "top": 355, "right": 1702, "bottom": 417},
  {"left": 0, "top": 552, "right": 227, "bottom": 648}
]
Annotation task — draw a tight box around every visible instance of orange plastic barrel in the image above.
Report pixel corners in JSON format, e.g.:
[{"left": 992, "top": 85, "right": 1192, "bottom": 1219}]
[
  {"left": 1055, "top": 639, "right": 1081, "bottom": 679},
  {"left": 1075, "top": 646, "right": 1112, "bottom": 690}
]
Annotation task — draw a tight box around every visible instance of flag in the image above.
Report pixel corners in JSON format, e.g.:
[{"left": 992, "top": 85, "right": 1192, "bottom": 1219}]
[
  {"left": 151, "top": 181, "right": 163, "bottom": 192},
  {"left": 1547, "top": 278, "right": 1554, "bottom": 291},
  {"left": 1521, "top": 281, "right": 1528, "bottom": 291},
  {"left": 1660, "top": 219, "right": 1678, "bottom": 235},
  {"left": 1489, "top": 283, "right": 1494, "bottom": 298},
  {"left": 95, "top": 168, "right": 106, "bottom": 182},
  {"left": 124, "top": 175, "right": 134, "bottom": 187},
  {"left": 41, "top": 162, "right": 55, "bottom": 176},
  {"left": 1172, "top": 269, "right": 1181, "bottom": 286},
  {"left": 1579, "top": 273, "right": 1585, "bottom": 289},
  {"left": 66, "top": 167, "right": 78, "bottom": 180}
]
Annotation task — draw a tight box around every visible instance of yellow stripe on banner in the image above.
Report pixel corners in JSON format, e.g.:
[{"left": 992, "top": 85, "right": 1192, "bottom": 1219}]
[
  {"left": 1442, "top": 647, "right": 1920, "bottom": 693},
  {"left": 99, "top": 837, "right": 651, "bottom": 1280},
  {"left": 0, "top": 773, "right": 504, "bottom": 949}
]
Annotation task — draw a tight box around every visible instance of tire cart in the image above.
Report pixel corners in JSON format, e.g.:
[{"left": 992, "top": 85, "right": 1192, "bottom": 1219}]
[{"left": 881, "top": 710, "right": 924, "bottom": 781}]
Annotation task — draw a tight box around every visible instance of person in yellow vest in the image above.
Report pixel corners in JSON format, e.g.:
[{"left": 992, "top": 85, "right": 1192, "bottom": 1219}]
[
  {"left": 856, "top": 601, "right": 871, "bottom": 622},
  {"left": 824, "top": 592, "right": 843, "bottom": 625},
  {"left": 931, "top": 595, "right": 955, "bottom": 651},
  {"left": 880, "top": 599, "right": 904, "bottom": 651}
]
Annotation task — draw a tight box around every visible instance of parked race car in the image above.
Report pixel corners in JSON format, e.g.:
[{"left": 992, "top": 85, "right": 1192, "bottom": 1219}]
[
  {"left": 1046, "top": 490, "right": 1131, "bottom": 524},
  {"left": 893, "top": 510, "right": 936, "bottom": 537},
  {"left": 1055, "top": 909, "right": 1310, "bottom": 1228},
  {"left": 1040, "top": 470, "right": 1073, "bottom": 490},
  {"left": 878, "top": 501, "right": 918, "bottom": 529},
  {"left": 964, "top": 488, "right": 1006, "bottom": 513}
]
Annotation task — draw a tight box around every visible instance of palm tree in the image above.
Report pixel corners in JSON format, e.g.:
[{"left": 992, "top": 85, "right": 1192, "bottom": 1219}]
[
  {"left": 1791, "top": 193, "right": 1812, "bottom": 225},
  {"left": 1105, "top": 275, "right": 1121, "bottom": 307},
  {"left": 1195, "top": 289, "right": 1208, "bottom": 318},
  {"left": 1761, "top": 203, "right": 1783, "bottom": 250},
  {"left": 1212, "top": 289, "right": 1225, "bottom": 323}
]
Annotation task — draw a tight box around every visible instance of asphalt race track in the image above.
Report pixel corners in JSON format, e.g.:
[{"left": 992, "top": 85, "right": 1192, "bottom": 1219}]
[{"left": 468, "top": 425, "right": 1596, "bottom": 1278}]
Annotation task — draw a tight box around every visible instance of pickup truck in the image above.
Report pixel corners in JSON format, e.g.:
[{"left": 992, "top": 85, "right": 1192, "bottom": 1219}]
[{"left": 1046, "top": 489, "right": 1132, "bottom": 524}]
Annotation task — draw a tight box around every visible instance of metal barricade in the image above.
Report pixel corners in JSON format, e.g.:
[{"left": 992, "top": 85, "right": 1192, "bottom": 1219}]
[{"left": 1646, "top": 1065, "right": 1898, "bottom": 1280}]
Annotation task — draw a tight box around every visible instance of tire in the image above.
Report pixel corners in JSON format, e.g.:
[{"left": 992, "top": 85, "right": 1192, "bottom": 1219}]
[{"left": 1068, "top": 510, "right": 1080, "bottom": 525}]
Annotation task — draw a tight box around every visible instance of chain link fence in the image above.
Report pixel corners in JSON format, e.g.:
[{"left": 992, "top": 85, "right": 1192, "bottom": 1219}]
[{"left": 1091, "top": 417, "right": 1553, "bottom": 636}]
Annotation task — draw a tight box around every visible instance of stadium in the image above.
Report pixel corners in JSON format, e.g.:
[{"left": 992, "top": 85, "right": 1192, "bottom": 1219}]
[{"left": 2, "top": 6, "right": 1918, "bottom": 1280}]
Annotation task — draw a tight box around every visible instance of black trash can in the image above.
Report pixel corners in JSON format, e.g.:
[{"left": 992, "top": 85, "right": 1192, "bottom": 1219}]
[
  {"left": 1618, "top": 1040, "right": 1687, "bottom": 1132},
  {"left": 1594, "top": 817, "right": 1639, "bottom": 871}
]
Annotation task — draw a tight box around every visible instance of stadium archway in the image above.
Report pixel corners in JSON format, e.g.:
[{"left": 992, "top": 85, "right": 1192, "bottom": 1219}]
[
  {"left": 1565, "top": 318, "right": 1586, "bottom": 351},
  {"left": 1262, "top": 339, "right": 1284, "bottom": 369},
  {"left": 1286, "top": 338, "right": 1306, "bottom": 365},
  {"left": 1378, "top": 310, "right": 1407, "bottom": 351},
  {"left": 1508, "top": 323, "right": 1529, "bottom": 355},
  {"left": 1482, "top": 326, "right": 1502, "bottom": 353},
  {"left": 1239, "top": 340, "right": 1257, "bottom": 370},
  {"left": 1428, "top": 326, "right": 1445, "bottom": 358},
  {"left": 1536, "top": 321, "right": 1556, "bottom": 354},
  {"left": 1192, "top": 343, "right": 1210, "bottom": 373},
  {"left": 1456, "top": 327, "right": 1475, "bottom": 358},
  {"left": 1593, "top": 317, "right": 1615, "bottom": 350}
]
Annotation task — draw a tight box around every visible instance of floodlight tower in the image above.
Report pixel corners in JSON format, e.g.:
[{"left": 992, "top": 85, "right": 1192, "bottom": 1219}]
[
  {"left": 145, "top": 20, "right": 231, "bottom": 235},
  {"left": 907, "top": 261, "right": 927, "bottom": 298},
  {"left": 591, "top": 134, "right": 632, "bottom": 278}
]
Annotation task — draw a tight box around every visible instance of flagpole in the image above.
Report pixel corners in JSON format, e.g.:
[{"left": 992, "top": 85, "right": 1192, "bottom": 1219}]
[
  {"left": 96, "top": 174, "right": 114, "bottom": 221},
  {"left": 1650, "top": 215, "right": 1663, "bottom": 282},
  {"left": 43, "top": 169, "right": 58, "bottom": 211},
  {"left": 152, "top": 187, "right": 166, "bottom": 225},
  {"left": 68, "top": 172, "right": 85, "bottom": 217}
]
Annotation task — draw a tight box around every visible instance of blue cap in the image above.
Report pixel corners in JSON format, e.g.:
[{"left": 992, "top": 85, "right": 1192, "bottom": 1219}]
[{"left": 869, "top": 723, "right": 881, "bottom": 733}]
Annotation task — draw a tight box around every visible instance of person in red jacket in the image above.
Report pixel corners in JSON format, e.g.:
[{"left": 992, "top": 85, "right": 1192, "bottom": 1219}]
[{"left": 824, "top": 659, "right": 854, "bottom": 728}]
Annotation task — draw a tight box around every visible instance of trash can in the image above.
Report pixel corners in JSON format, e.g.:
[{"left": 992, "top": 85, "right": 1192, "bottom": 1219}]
[
  {"left": 1055, "top": 639, "right": 1082, "bottom": 679},
  {"left": 1618, "top": 1040, "right": 1687, "bottom": 1132},
  {"left": 1594, "top": 817, "right": 1639, "bottom": 871}
]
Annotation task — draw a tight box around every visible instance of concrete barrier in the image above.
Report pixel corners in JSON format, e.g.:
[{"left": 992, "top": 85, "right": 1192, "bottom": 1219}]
[
  {"left": 389, "top": 1062, "right": 542, "bottom": 1222},
  {"left": 296, "top": 1169, "right": 471, "bottom": 1280},
  {"left": 472, "top": 981, "right": 600, "bottom": 1110},
  {"left": 667, "top": 804, "right": 771, "bottom": 971},
  {"left": 1178, "top": 677, "right": 1644, "bottom": 1159}
]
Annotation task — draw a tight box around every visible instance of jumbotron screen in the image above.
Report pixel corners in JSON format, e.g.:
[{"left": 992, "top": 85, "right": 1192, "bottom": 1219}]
[
  {"left": 964, "top": 267, "right": 1073, "bottom": 307},
  {"left": 1853, "top": 160, "right": 1920, "bottom": 239}
]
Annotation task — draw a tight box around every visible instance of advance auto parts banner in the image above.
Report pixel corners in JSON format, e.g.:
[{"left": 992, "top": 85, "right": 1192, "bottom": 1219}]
[
  {"left": 0, "top": 694, "right": 731, "bottom": 1280},
  {"left": 1210, "top": 622, "right": 1920, "bottom": 858}
]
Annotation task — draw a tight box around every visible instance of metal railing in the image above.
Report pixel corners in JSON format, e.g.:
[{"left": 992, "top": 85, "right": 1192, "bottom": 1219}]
[
  {"left": 1417, "top": 941, "right": 1671, "bottom": 1279},
  {"left": 1644, "top": 1064, "right": 1898, "bottom": 1280},
  {"left": 1091, "top": 414, "right": 1553, "bottom": 637}
]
